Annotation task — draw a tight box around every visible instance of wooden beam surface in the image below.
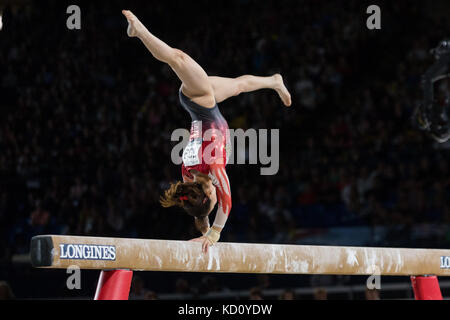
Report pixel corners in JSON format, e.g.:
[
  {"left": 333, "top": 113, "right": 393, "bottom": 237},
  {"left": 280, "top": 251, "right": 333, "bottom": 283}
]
[{"left": 30, "top": 235, "right": 450, "bottom": 276}]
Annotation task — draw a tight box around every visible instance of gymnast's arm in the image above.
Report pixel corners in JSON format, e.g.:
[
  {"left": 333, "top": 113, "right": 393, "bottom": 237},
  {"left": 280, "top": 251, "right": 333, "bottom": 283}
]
[
  {"left": 209, "top": 164, "right": 232, "bottom": 234},
  {"left": 190, "top": 164, "right": 231, "bottom": 253}
]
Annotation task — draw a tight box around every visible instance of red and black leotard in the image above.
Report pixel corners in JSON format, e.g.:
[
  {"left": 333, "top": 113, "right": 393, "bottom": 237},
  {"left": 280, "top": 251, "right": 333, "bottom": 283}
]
[{"left": 179, "top": 88, "right": 232, "bottom": 228}]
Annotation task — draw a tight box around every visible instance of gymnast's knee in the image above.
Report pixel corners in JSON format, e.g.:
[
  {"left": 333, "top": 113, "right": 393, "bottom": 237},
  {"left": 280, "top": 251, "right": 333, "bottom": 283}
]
[
  {"left": 168, "top": 49, "right": 189, "bottom": 68},
  {"left": 234, "top": 78, "right": 246, "bottom": 96}
]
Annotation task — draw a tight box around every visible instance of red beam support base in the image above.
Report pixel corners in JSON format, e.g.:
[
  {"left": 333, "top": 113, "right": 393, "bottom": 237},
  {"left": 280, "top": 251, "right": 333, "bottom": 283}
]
[
  {"left": 94, "top": 270, "right": 133, "bottom": 300},
  {"left": 411, "top": 275, "right": 443, "bottom": 300}
]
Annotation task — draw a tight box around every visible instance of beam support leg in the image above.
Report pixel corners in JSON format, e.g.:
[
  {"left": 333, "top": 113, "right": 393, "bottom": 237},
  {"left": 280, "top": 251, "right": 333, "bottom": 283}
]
[
  {"left": 411, "top": 275, "right": 443, "bottom": 300},
  {"left": 94, "top": 269, "right": 133, "bottom": 300}
]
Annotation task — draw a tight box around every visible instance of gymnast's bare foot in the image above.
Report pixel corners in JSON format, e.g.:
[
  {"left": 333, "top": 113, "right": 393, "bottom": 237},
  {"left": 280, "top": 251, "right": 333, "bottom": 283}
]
[
  {"left": 122, "top": 10, "right": 145, "bottom": 37},
  {"left": 273, "top": 74, "right": 292, "bottom": 107}
]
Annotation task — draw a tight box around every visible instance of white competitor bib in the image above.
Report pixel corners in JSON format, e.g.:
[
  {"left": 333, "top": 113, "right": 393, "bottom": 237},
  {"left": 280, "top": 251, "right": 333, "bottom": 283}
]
[{"left": 182, "top": 138, "right": 202, "bottom": 167}]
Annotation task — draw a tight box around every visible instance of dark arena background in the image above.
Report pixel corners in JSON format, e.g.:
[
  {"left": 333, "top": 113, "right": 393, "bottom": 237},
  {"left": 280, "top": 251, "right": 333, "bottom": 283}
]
[{"left": 1, "top": 0, "right": 450, "bottom": 301}]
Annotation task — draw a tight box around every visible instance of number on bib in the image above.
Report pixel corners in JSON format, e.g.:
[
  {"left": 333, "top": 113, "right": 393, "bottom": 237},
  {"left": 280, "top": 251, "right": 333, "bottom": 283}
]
[{"left": 182, "top": 139, "right": 202, "bottom": 167}]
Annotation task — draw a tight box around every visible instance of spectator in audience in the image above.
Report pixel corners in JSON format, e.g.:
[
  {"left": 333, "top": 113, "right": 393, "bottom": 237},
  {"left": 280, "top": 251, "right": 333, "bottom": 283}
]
[
  {"left": 0, "top": 281, "right": 14, "bottom": 300},
  {"left": 129, "top": 275, "right": 150, "bottom": 300},
  {"left": 249, "top": 287, "right": 264, "bottom": 300},
  {"left": 313, "top": 288, "right": 328, "bottom": 300},
  {"left": 175, "top": 278, "right": 192, "bottom": 295},
  {"left": 279, "top": 288, "right": 296, "bottom": 300},
  {"left": 255, "top": 274, "right": 271, "bottom": 290},
  {"left": 144, "top": 291, "right": 158, "bottom": 300}
]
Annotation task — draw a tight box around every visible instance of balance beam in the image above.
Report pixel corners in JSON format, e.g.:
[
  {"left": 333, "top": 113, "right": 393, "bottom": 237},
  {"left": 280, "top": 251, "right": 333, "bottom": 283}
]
[{"left": 30, "top": 235, "right": 450, "bottom": 276}]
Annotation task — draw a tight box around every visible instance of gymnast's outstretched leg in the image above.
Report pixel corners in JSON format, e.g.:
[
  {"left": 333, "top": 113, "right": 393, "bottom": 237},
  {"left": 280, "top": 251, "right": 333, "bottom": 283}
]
[
  {"left": 122, "top": 10, "right": 216, "bottom": 109},
  {"left": 122, "top": 10, "right": 291, "bottom": 108},
  {"left": 209, "top": 74, "right": 292, "bottom": 106}
]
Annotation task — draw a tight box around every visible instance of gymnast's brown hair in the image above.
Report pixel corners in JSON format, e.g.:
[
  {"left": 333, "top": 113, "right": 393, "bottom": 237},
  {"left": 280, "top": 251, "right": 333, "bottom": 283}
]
[{"left": 160, "top": 173, "right": 213, "bottom": 219}]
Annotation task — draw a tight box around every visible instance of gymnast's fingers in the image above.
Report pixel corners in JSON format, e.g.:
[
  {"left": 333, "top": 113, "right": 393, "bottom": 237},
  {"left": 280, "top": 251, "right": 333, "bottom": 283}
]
[{"left": 202, "top": 239, "right": 209, "bottom": 254}]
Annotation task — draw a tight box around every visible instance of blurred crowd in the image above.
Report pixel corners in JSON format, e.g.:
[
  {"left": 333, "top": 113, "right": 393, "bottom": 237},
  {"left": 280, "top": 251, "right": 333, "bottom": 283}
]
[
  {"left": 124, "top": 273, "right": 380, "bottom": 300},
  {"left": 0, "top": 275, "right": 381, "bottom": 300},
  {"left": 1, "top": 0, "right": 450, "bottom": 297},
  {"left": 125, "top": 274, "right": 381, "bottom": 300}
]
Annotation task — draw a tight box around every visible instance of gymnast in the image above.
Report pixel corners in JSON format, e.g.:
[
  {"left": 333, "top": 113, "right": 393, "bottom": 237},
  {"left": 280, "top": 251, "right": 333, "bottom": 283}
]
[{"left": 122, "top": 10, "right": 291, "bottom": 253}]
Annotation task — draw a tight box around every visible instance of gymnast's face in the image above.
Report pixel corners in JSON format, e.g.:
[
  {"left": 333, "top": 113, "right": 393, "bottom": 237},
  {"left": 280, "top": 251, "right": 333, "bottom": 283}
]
[
  {"left": 193, "top": 177, "right": 217, "bottom": 217},
  {"left": 184, "top": 170, "right": 217, "bottom": 216}
]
